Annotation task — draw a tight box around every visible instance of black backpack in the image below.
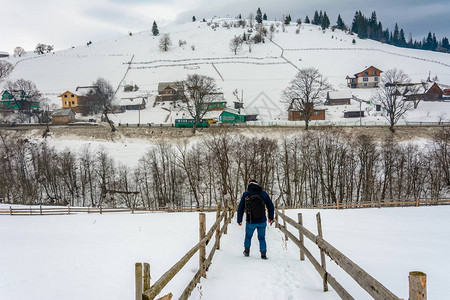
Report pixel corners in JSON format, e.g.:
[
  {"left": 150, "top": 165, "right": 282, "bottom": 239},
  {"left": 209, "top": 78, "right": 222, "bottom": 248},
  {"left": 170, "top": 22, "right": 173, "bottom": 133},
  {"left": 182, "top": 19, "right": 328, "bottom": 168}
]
[{"left": 245, "top": 192, "right": 266, "bottom": 222}]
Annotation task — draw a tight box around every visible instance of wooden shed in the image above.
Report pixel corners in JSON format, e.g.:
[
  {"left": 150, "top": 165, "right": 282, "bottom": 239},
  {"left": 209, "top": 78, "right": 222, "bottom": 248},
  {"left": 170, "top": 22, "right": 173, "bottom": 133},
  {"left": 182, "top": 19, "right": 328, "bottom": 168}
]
[
  {"left": 219, "top": 108, "right": 245, "bottom": 123},
  {"left": 288, "top": 109, "right": 325, "bottom": 121},
  {"left": 326, "top": 91, "right": 352, "bottom": 105},
  {"left": 52, "top": 109, "right": 76, "bottom": 124}
]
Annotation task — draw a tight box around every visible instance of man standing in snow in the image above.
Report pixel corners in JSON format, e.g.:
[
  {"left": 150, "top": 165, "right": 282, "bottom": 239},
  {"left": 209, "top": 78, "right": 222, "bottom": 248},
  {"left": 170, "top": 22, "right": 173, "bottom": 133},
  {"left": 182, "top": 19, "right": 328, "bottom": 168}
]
[{"left": 237, "top": 179, "right": 274, "bottom": 260}]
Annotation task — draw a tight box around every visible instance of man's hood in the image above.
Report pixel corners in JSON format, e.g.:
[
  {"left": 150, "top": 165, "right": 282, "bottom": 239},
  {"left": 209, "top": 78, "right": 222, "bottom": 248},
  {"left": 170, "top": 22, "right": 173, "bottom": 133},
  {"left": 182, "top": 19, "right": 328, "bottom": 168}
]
[{"left": 247, "top": 183, "right": 262, "bottom": 194}]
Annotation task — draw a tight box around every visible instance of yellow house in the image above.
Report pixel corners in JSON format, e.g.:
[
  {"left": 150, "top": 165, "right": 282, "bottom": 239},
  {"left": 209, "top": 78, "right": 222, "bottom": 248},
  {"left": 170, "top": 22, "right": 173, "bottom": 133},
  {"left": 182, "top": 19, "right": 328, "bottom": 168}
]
[{"left": 58, "top": 91, "right": 84, "bottom": 113}]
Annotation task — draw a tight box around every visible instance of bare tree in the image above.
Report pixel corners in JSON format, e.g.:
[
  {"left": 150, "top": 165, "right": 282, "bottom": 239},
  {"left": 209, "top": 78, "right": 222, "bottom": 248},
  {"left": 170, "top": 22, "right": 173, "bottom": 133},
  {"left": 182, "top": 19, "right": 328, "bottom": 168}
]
[
  {"left": 248, "top": 13, "right": 255, "bottom": 28},
  {"left": 159, "top": 33, "right": 172, "bottom": 52},
  {"left": 229, "top": 35, "right": 243, "bottom": 55},
  {"left": 268, "top": 23, "right": 276, "bottom": 40},
  {"left": 0, "top": 61, "right": 14, "bottom": 82},
  {"left": 176, "top": 74, "right": 219, "bottom": 134},
  {"left": 247, "top": 39, "right": 254, "bottom": 53},
  {"left": 93, "top": 77, "right": 116, "bottom": 132},
  {"left": 13, "top": 47, "right": 26, "bottom": 57},
  {"left": 371, "top": 68, "right": 414, "bottom": 132},
  {"left": 282, "top": 67, "right": 332, "bottom": 130}
]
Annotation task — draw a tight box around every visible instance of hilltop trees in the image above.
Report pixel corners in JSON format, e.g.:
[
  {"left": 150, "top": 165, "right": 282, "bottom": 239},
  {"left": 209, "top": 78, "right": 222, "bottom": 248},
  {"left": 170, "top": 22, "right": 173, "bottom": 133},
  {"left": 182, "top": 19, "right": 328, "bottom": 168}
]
[
  {"left": 13, "top": 47, "right": 26, "bottom": 57},
  {"left": 176, "top": 74, "right": 219, "bottom": 134},
  {"left": 282, "top": 68, "right": 332, "bottom": 130},
  {"left": 34, "top": 43, "right": 53, "bottom": 55},
  {"left": 159, "top": 33, "right": 172, "bottom": 51},
  {"left": 336, "top": 14, "right": 345, "bottom": 30},
  {"left": 152, "top": 21, "right": 159, "bottom": 36},
  {"left": 256, "top": 8, "right": 263, "bottom": 24},
  {"left": 229, "top": 35, "right": 243, "bottom": 55},
  {"left": 0, "top": 61, "right": 14, "bottom": 82}
]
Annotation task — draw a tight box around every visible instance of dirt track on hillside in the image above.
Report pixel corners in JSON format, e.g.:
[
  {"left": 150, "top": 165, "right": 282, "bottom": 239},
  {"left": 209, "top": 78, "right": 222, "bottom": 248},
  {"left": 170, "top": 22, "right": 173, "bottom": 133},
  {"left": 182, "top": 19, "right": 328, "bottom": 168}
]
[{"left": 1, "top": 123, "right": 445, "bottom": 143}]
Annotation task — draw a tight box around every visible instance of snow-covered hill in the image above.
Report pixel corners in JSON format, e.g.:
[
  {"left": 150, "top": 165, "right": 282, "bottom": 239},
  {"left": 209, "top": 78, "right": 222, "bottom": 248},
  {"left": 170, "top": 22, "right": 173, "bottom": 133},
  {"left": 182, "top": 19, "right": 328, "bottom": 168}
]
[{"left": 2, "top": 19, "right": 450, "bottom": 124}]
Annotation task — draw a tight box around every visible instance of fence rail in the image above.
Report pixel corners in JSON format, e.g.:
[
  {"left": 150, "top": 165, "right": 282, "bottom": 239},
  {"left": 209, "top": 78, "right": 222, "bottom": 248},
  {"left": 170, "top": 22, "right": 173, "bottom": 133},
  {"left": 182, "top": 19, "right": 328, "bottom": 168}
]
[
  {"left": 275, "top": 209, "right": 402, "bottom": 299},
  {"left": 299, "top": 198, "right": 450, "bottom": 210},
  {"left": 136, "top": 202, "right": 235, "bottom": 300},
  {"left": 0, "top": 205, "right": 219, "bottom": 216}
]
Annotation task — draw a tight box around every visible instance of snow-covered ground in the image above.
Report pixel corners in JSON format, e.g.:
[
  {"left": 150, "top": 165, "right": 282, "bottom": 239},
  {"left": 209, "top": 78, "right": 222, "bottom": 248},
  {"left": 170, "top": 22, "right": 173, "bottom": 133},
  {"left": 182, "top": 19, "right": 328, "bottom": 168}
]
[
  {"left": 1, "top": 205, "right": 449, "bottom": 299},
  {"left": 2, "top": 20, "right": 449, "bottom": 125}
]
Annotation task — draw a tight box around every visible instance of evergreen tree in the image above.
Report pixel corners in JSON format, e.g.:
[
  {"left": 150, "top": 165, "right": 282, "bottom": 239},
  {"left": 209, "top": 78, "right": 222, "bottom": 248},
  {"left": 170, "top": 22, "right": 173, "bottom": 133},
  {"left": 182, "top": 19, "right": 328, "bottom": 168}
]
[
  {"left": 442, "top": 37, "right": 450, "bottom": 51},
  {"left": 351, "top": 11, "right": 361, "bottom": 33},
  {"left": 305, "top": 15, "right": 310, "bottom": 24},
  {"left": 399, "top": 29, "right": 406, "bottom": 46},
  {"left": 263, "top": 13, "right": 267, "bottom": 21},
  {"left": 284, "top": 14, "right": 291, "bottom": 25},
  {"left": 336, "top": 14, "right": 345, "bottom": 30},
  {"left": 382, "top": 28, "right": 390, "bottom": 44},
  {"left": 392, "top": 23, "right": 399, "bottom": 45},
  {"left": 256, "top": 7, "right": 263, "bottom": 24},
  {"left": 192, "top": 16, "right": 196, "bottom": 22},
  {"left": 408, "top": 33, "right": 413, "bottom": 48},
  {"left": 238, "top": 14, "right": 242, "bottom": 19},
  {"left": 318, "top": 11, "right": 323, "bottom": 24},
  {"left": 432, "top": 33, "right": 438, "bottom": 51},
  {"left": 152, "top": 21, "right": 159, "bottom": 36},
  {"left": 312, "top": 10, "right": 319, "bottom": 25},
  {"left": 321, "top": 12, "right": 330, "bottom": 29},
  {"left": 425, "top": 32, "right": 433, "bottom": 50},
  {"left": 357, "top": 16, "right": 368, "bottom": 39}
]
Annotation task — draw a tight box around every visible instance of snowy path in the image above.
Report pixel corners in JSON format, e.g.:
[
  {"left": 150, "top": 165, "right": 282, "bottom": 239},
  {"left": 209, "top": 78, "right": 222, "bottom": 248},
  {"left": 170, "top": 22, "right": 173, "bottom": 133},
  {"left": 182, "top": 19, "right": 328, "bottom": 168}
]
[{"left": 189, "top": 220, "right": 339, "bottom": 300}]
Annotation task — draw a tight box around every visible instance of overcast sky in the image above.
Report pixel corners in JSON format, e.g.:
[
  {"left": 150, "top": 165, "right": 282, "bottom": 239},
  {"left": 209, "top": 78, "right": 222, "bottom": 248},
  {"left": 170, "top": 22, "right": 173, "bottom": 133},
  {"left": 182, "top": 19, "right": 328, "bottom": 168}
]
[{"left": 2, "top": 0, "right": 449, "bottom": 54}]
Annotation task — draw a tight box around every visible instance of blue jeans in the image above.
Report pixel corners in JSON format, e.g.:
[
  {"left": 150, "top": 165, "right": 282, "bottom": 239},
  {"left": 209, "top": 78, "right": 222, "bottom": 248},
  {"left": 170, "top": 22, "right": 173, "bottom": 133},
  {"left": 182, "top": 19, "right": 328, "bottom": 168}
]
[{"left": 244, "top": 222, "right": 267, "bottom": 252}]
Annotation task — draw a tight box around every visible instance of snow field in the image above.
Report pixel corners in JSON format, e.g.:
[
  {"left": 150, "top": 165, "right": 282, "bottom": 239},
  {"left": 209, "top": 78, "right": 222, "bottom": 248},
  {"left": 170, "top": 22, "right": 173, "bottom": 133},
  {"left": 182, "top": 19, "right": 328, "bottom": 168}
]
[{"left": 2, "top": 206, "right": 450, "bottom": 299}]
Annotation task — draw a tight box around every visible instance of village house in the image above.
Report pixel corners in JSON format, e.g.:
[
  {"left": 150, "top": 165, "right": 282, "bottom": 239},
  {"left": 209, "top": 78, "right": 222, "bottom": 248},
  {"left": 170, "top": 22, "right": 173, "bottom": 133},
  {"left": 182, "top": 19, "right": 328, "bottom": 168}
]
[
  {"left": 288, "top": 109, "right": 326, "bottom": 121},
  {"left": 0, "top": 90, "right": 40, "bottom": 110},
  {"left": 219, "top": 108, "right": 245, "bottom": 123},
  {"left": 346, "top": 66, "right": 383, "bottom": 88},
  {"left": 58, "top": 90, "right": 89, "bottom": 114},
  {"left": 119, "top": 96, "right": 146, "bottom": 111},
  {"left": 404, "top": 82, "right": 445, "bottom": 102},
  {"left": 326, "top": 90, "right": 352, "bottom": 105},
  {"left": 157, "top": 82, "right": 180, "bottom": 102},
  {"left": 52, "top": 108, "right": 76, "bottom": 125}
]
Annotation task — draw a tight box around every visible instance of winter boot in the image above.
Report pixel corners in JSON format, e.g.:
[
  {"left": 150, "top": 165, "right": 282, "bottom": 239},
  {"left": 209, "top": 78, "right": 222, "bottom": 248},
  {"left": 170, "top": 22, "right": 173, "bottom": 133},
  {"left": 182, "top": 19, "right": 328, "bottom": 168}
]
[
  {"left": 261, "top": 251, "right": 268, "bottom": 260},
  {"left": 243, "top": 247, "right": 250, "bottom": 257}
]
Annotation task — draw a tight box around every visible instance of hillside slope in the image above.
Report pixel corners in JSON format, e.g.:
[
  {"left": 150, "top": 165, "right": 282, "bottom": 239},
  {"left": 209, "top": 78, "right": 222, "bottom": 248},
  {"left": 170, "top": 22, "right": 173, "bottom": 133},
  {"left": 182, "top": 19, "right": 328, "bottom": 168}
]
[{"left": 2, "top": 19, "right": 449, "bottom": 124}]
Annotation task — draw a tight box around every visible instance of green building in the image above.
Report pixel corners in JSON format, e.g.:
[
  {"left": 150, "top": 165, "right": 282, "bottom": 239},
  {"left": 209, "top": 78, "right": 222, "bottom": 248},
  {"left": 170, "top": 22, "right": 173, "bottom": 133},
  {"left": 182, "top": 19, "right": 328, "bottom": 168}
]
[
  {"left": 219, "top": 108, "right": 245, "bottom": 123},
  {"left": 0, "top": 90, "right": 40, "bottom": 110}
]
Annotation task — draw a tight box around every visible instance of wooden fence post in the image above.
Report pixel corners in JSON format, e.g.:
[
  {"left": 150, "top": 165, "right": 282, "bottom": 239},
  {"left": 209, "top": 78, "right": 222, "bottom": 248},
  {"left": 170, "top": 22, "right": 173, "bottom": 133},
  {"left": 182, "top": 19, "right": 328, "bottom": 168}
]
[
  {"left": 282, "top": 206, "right": 288, "bottom": 241},
  {"left": 316, "top": 212, "right": 328, "bottom": 292},
  {"left": 40, "top": 205, "right": 43, "bottom": 215},
  {"left": 336, "top": 198, "right": 340, "bottom": 209},
  {"left": 68, "top": 205, "right": 70, "bottom": 215},
  {"left": 9, "top": 206, "right": 12, "bottom": 216},
  {"left": 30, "top": 206, "right": 32, "bottom": 215},
  {"left": 298, "top": 213, "right": 305, "bottom": 261},
  {"left": 135, "top": 263, "right": 143, "bottom": 300},
  {"left": 416, "top": 197, "right": 419, "bottom": 207},
  {"left": 199, "top": 213, "right": 206, "bottom": 278},
  {"left": 216, "top": 203, "right": 222, "bottom": 250},
  {"left": 144, "top": 263, "right": 150, "bottom": 292},
  {"left": 224, "top": 201, "right": 229, "bottom": 234},
  {"left": 100, "top": 206, "right": 103, "bottom": 214},
  {"left": 409, "top": 271, "right": 426, "bottom": 300}
]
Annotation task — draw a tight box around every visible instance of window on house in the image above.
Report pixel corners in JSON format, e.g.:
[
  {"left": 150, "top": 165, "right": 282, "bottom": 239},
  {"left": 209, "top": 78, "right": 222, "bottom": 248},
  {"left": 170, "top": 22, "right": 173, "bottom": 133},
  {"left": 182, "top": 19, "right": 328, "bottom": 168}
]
[
  {"left": 71, "top": 94, "right": 74, "bottom": 97},
  {"left": 364, "top": 72, "right": 368, "bottom": 75},
  {"left": 65, "top": 101, "right": 68, "bottom": 105},
  {"left": 375, "top": 77, "right": 378, "bottom": 81},
  {"left": 363, "top": 77, "right": 368, "bottom": 82},
  {"left": 64, "top": 95, "right": 67, "bottom": 98},
  {"left": 72, "top": 101, "right": 75, "bottom": 105},
  {"left": 364, "top": 83, "right": 367, "bottom": 87},
  {"left": 373, "top": 71, "right": 377, "bottom": 75}
]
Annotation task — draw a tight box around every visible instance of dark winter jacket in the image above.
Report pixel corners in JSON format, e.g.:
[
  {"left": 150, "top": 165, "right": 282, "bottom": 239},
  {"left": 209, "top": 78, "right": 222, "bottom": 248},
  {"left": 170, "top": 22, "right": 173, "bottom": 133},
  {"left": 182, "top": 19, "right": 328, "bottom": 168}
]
[{"left": 237, "top": 183, "right": 275, "bottom": 224}]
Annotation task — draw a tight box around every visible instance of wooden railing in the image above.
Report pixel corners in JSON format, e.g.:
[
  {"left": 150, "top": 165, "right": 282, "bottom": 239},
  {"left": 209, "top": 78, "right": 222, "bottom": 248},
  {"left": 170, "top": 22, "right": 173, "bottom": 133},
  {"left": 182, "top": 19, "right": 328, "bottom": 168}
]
[
  {"left": 135, "top": 203, "right": 235, "bottom": 300},
  {"left": 299, "top": 198, "right": 450, "bottom": 210},
  {"left": 275, "top": 208, "right": 403, "bottom": 300},
  {"left": 0, "top": 206, "right": 219, "bottom": 216}
]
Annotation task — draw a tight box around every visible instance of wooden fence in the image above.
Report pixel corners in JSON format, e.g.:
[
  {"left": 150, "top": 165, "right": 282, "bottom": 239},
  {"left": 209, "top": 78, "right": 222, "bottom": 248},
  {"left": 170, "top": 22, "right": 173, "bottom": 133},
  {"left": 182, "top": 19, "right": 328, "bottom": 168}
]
[
  {"left": 0, "top": 206, "right": 219, "bottom": 216},
  {"left": 135, "top": 203, "right": 235, "bottom": 300},
  {"left": 299, "top": 198, "right": 450, "bottom": 210},
  {"left": 275, "top": 208, "right": 427, "bottom": 300}
]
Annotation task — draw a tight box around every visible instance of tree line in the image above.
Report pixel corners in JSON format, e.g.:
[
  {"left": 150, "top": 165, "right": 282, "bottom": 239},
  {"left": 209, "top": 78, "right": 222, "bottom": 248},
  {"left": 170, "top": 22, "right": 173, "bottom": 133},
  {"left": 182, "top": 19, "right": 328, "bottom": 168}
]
[{"left": 0, "top": 128, "right": 448, "bottom": 209}]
